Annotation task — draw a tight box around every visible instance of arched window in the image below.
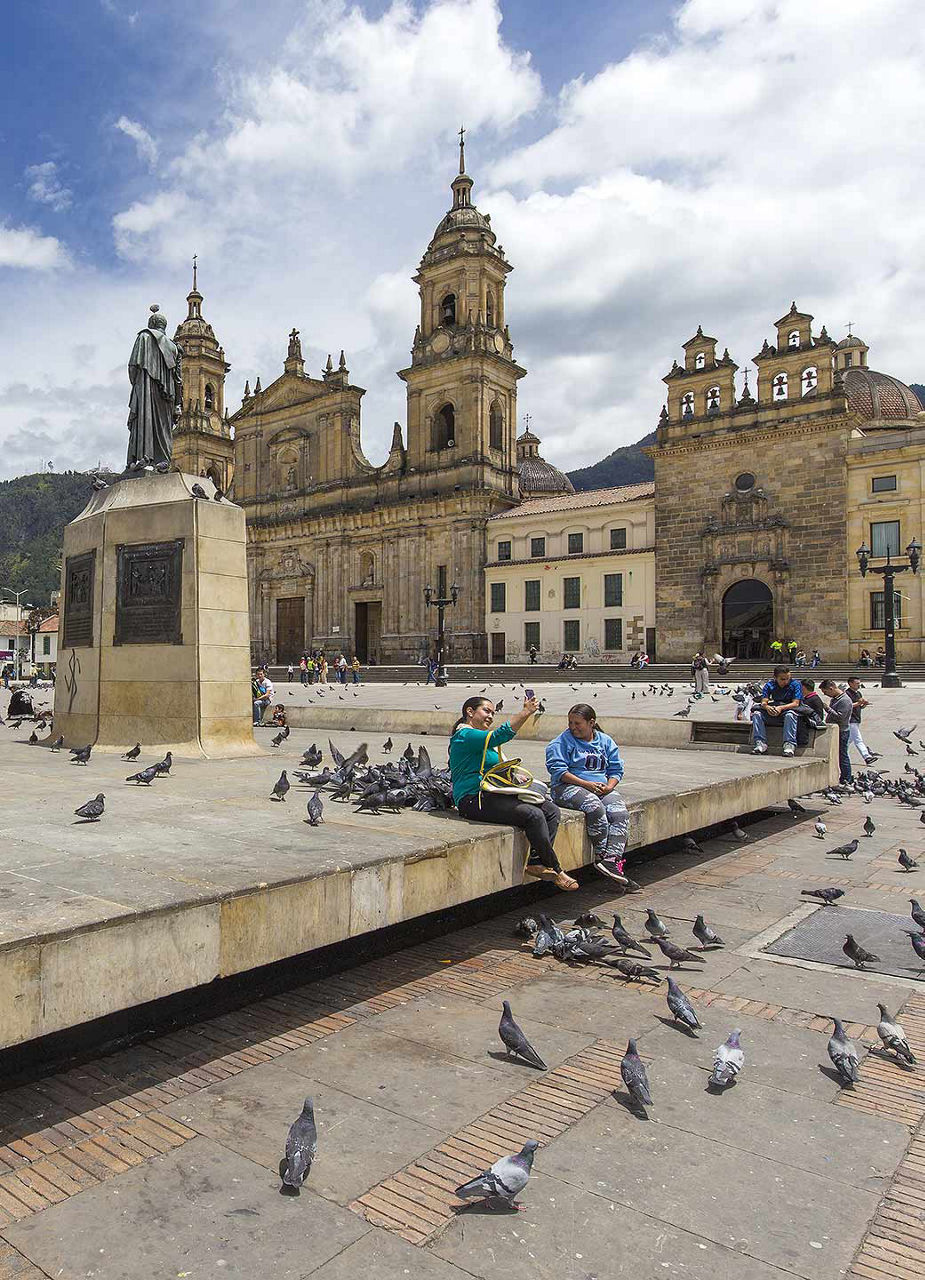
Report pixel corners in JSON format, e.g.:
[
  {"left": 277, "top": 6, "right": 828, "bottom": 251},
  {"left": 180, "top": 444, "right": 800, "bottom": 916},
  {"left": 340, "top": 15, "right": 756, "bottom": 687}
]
[
  {"left": 433, "top": 403, "right": 455, "bottom": 450},
  {"left": 681, "top": 392, "right": 695, "bottom": 419},
  {"left": 359, "top": 551, "right": 375, "bottom": 585},
  {"left": 485, "top": 289, "right": 495, "bottom": 328},
  {"left": 695, "top": 352, "right": 706, "bottom": 370},
  {"left": 706, "top": 386, "right": 721, "bottom": 414},
  {"left": 489, "top": 401, "right": 503, "bottom": 449},
  {"left": 440, "top": 293, "right": 457, "bottom": 327},
  {"left": 788, "top": 330, "right": 800, "bottom": 349},
  {"left": 801, "top": 366, "right": 817, "bottom": 396},
  {"left": 204, "top": 383, "right": 214, "bottom": 411},
  {"left": 772, "top": 372, "right": 788, "bottom": 400},
  {"left": 206, "top": 463, "right": 221, "bottom": 489}
]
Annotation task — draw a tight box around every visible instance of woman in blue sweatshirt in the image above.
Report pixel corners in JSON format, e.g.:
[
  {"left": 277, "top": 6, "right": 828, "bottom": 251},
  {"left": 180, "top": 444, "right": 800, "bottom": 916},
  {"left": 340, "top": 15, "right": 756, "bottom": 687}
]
[{"left": 545, "top": 704, "right": 630, "bottom": 884}]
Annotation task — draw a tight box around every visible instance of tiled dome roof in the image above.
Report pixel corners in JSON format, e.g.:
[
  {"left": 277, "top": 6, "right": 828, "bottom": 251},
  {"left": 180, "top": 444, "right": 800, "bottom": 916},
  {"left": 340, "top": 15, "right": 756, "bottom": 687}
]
[
  {"left": 844, "top": 368, "right": 923, "bottom": 422},
  {"left": 516, "top": 429, "right": 574, "bottom": 496}
]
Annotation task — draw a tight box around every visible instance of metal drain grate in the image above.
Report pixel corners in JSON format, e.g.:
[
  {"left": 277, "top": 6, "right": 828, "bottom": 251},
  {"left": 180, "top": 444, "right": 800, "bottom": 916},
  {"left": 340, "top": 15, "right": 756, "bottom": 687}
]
[{"left": 763, "top": 906, "right": 925, "bottom": 979}]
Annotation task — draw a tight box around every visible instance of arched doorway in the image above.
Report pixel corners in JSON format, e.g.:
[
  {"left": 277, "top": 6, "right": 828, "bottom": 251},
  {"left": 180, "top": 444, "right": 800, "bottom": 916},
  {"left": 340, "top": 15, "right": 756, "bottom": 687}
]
[{"left": 722, "top": 580, "right": 773, "bottom": 659}]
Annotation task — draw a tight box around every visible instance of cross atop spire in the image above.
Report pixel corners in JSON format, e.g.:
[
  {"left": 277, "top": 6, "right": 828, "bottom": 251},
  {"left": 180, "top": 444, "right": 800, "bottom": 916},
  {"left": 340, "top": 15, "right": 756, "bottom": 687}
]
[
  {"left": 192, "top": 253, "right": 198, "bottom": 293},
  {"left": 846, "top": 320, "right": 854, "bottom": 337},
  {"left": 458, "top": 124, "right": 466, "bottom": 175}
]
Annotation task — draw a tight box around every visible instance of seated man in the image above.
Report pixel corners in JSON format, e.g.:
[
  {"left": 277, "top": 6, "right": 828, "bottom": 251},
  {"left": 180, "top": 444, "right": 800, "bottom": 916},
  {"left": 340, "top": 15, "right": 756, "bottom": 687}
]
[
  {"left": 251, "top": 668, "right": 274, "bottom": 726},
  {"left": 795, "top": 677, "right": 826, "bottom": 746},
  {"left": 751, "top": 665, "right": 802, "bottom": 757}
]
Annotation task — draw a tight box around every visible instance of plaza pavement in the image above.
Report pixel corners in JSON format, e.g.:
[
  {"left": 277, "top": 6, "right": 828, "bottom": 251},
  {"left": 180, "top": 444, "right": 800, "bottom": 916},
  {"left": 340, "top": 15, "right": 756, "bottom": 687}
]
[{"left": 0, "top": 673, "right": 921, "bottom": 1277}]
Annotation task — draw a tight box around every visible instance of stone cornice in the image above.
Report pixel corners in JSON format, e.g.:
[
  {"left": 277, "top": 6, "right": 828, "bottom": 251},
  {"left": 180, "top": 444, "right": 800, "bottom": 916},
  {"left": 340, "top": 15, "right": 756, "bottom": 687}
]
[
  {"left": 486, "top": 546, "right": 655, "bottom": 569},
  {"left": 648, "top": 414, "right": 851, "bottom": 458}
]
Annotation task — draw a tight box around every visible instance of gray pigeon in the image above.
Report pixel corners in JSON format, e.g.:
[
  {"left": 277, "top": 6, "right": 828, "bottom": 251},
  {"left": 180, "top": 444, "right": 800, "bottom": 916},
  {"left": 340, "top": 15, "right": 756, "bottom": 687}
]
[
  {"left": 909, "top": 930, "right": 925, "bottom": 967},
  {"left": 70, "top": 744, "right": 92, "bottom": 765},
  {"left": 787, "top": 798, "right": 806, "bottom": 816},
  {"left": 827, "top": 839, "right": 859, "bottom": 860},
  {"left": 611, "top": 915, "right": 651, "bottom": 958},
  {"left": 692, "top": 914, "right": 724, "bottom": 948},
  {"left": 280, "top": 1097, "right": 317, "bottom": 1194},
  {"left": 619, "top": 1038, "right": 652, "bottom": 1112},
  {"left": 49, "top": 734, "right": 64, "bottom": 751},
  {"left": 126, "top": 765, "right": 159, "bottom": 785},
  {"left": 801, "top": 887, "right": 845, "bottom": 905},
  {"left": 656, "top": 937, "right": 706, "bottom": 970},
  {"left": 498, "top": 1000, "right": 546, "bottom": 1070},
  {"left": 814, "top": 818, "right": 827, "bottom": 839},
  {"left": 271, "top": 770, "right": 290, "bottom": 801},
  {"left": 680, "top": 835, "right": 702, "bottom": 854},
  {"left": 605, "top": 957, "right": 661, "bottom": 983},
  {"left": 271, "top": 727, "right": 290, "bottom": 748},
  {"left": 911, "top": 898, "right": 925, "bottom": 931},
  {"left": 455, "top": 1140, "right": 538, "bottom": 1209},
  {"left": 74, "top": 793, "right": 105, "bottom": 822},
  {"left": 644, "top": 908, "right": 670, "bottom": 939},
  {"left": 514, "top": 917, "right": 537, "bottom": 939},
  {"left": 898, "top": 849, "right": 919, "bottom": 872},
  {"left": 191, "top": 482, "right": 207, "bottom": 498},
  {"left": 843, "top": 934, "right": 879, "bottom": 970},
  {"left": 665, "top": 976, "right": 701, "bottom": 1031},
  {"left": 876, "top": 1003, "right": 915, "bottom": 1064},
  {"left": 708, "top": 1029, "right": 744, "bottom": 1089},
  {"left": 827, "top": 1017, "right": 860, "bottom": 1085},
  {"left": 894, "top": 724, "right": 917, "bottom": 743},
  {"left": 305, "top": 791, "right": 325, "bottom": 826},
  {"left": 153, "top": 751, "right": 172, "bottom": 776},
  {"left": 533, "top": 914, "right": 563, "bottom": 957},
  {"left": 122, "top": 742, "right": 141, "bottom": 761},
  {"left": 862, "top": 817, "right": 875, "bottom": 838}
]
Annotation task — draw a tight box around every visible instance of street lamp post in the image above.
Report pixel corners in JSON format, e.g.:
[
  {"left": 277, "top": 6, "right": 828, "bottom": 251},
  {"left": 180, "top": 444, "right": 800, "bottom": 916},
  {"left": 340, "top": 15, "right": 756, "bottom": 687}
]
[
  {"left": 856, "top": 537, "right": 920, "bottom": 689},
  {"left": 0, "top": 588, "right": 33, "bottom": 684},
  {"left": 423, "top": 581, "right": 460, "bottom": 688}
]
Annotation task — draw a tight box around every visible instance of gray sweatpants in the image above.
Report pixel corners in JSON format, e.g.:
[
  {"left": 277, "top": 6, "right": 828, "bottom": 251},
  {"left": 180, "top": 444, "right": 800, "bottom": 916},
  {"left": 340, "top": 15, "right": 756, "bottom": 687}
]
[{"left": 551, "top": 783, "right": 629, "bottom": 862}]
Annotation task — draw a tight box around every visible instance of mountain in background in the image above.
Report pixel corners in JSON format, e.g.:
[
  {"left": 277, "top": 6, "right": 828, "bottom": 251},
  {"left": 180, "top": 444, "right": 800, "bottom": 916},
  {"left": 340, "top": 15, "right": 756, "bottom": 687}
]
[
  {"left": 911, "top": 384, "right": 925, "bottom": 406},
  {"left": 566, "top": 430, "right": 656, "bottom": 492},
  {"left": 0, "top": 472, "right": 103, "bottom": 604}
]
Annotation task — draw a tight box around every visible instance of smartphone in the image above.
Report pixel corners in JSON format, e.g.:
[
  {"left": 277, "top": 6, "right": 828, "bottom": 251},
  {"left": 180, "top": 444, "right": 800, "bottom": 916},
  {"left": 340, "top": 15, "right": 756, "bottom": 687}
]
[{"left": 525, "top": 688, "right": 535, "bottom": 700}]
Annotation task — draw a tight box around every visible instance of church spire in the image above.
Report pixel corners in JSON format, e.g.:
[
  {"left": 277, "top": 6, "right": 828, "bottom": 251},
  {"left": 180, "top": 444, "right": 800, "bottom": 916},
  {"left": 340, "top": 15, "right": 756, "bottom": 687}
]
[
  {"left": 451, "top": 125, "right": 474, "bottom": 211},
  {"left": 186, "top": 253, "right": 203, "bottom": 320},
  {"left": 458, "top": 124, "right": 466, "bottom": 176}
]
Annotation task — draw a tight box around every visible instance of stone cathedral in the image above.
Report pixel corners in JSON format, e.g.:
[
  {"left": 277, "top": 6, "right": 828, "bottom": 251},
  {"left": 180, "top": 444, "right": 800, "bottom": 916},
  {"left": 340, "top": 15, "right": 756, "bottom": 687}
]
[{"left": 172, "top": 140, "right": 539, "bottom": 663}]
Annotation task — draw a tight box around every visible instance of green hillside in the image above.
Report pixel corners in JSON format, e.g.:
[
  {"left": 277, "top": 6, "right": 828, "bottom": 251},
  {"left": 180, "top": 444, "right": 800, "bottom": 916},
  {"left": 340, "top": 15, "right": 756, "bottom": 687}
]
[
  {"left": 0, "top": 472, "right": 102, "bottom": 604},
  {"left": 567, "top": 430, "right": 656, "bottom": 492}
]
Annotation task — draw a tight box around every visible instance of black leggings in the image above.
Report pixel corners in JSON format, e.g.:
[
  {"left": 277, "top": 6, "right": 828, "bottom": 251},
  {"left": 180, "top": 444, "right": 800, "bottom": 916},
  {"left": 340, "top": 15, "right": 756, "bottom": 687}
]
[{"left": 458, "top": 792, "right": 562, "bottom": 872}]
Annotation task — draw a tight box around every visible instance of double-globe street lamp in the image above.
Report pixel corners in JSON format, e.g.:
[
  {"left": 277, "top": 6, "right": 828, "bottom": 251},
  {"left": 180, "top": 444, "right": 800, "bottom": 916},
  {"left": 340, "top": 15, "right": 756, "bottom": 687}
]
[
  {"left": 423, "top": 581, "right": 459, "bottom": 688},
  {"left": 0, "top": 587, "right": 34, "bottom": 683},
  {"left": 856, "top": 537, "right": 920, "bottom": 688}
]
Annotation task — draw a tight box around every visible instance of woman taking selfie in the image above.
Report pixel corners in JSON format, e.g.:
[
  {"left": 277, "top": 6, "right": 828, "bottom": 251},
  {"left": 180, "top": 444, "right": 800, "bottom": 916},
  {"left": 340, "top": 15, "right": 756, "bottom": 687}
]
[{"left": 449, "top": 695, "right": 578, "bottom": 892}]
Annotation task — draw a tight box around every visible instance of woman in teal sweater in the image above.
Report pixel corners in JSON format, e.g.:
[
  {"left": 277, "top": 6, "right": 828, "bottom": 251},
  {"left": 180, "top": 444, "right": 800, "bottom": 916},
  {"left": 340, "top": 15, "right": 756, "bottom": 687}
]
[{"left": 449, "top": 695, "right": 578, "bottom": 892}]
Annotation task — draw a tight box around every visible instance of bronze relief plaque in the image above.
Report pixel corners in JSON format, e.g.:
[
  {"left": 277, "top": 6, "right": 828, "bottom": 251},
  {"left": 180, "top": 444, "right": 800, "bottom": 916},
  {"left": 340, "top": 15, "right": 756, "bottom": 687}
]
[
  {"left": 114, "top": 539, "right": 184, "bottom": 645},
  {"left": 63, "top": 549, "right": 96, "bottom": 649}
]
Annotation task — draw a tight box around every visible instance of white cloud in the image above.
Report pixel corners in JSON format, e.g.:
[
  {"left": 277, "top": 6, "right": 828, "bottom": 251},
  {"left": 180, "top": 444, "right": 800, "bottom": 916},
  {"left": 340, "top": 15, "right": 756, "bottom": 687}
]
[
  {"left": 114, "top": 116, "right": 159, "bottom": 167},
  {"left": 25, "top": 162, "right": 72, "bottom": 213},
  {"left": 0, "top": 224, "right": 68, "bottom": 270}
]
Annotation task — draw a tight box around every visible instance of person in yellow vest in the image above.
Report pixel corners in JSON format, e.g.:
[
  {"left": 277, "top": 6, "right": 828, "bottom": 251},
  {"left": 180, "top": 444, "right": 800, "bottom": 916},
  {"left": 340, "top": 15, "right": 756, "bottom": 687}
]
[{"left": 769, "top": 638, "right": 784, "bottom": 660}]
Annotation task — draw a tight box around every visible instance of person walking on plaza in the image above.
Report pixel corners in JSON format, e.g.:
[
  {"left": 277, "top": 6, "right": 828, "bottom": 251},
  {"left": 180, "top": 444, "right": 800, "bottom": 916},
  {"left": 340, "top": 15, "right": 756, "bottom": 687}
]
[
  {"left": 751, "top": 666, "right": 801, "bottom": 756},
  {"left": 425, "top": 655, "right": 438, "bottom": 685},
  {"left": 546, "top": 704, "right": 630, "bottom": 885},
  {"left": 351, "top": 655, "right": 361, "bottom": 684},
  {"left": 845, "top": 676, "right": 879, "bottom": 764},
  {"left": 528, "top": 644, "right": 538, "bottom": 665},
  {"left": 287, "top": 661, "right": 294, "bottom": 683},
  {"left": 450, "top": 695, "right": 578, "bottom": 892},
  {"left": 820, "top": 678, "right": 854, "bottom": 784},
  {"left": 299, "top": 655, "right": 309, "bottom": 686},
  {"left": 691, "top": 651, "right": 710, "bottom": 697}
]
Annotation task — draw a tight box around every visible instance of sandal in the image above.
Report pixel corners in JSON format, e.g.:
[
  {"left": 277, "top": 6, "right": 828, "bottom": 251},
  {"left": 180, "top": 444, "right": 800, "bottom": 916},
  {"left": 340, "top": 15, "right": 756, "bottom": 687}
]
[{"left": 554, "top": 871, "right": 580, "bottom": 891}]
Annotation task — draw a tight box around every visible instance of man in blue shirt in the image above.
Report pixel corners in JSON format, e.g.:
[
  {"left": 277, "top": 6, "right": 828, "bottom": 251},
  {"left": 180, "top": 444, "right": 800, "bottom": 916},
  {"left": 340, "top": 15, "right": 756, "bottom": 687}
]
[{"left": 752, "top": 665, "right": 801, "bottom": 757}]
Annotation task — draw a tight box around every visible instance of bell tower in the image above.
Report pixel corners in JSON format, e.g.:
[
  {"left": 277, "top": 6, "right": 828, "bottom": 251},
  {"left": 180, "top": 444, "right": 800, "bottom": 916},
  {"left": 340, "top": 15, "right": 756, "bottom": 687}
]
[
  {"left": 172, "top": 258, "right": 234, "bottom": 491},
  {"left": 398, "top": 130, "right": 524, "bottom": 496}
]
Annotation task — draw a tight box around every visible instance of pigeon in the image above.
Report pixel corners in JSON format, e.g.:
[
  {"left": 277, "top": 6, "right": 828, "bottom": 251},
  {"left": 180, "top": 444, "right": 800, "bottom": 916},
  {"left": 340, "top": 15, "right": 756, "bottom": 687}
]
[
  {"left": 656, "top": 938, "right": 706, "bottom": 970},
  {"left": 74, "top": 793, "right": 105, "bottom": 822},
  {"left": 644, "top": 908, "right": 670, "bottom": 939},
  {"left": 295, "top": 767, "right": 332, "bottom": 787},
  {"left": 153, "top": 751, "right": 172, "bottom": 776},
  {"left": 814, "top": 818, "right": 827, "bottom": 839},
  {"left": 680, "top": 835, "right": 702, "bottom": 855},
  {"left": 498, "top": 1001, "right": 546, "bottom": 1070},
  {"left": 213, "top": 487, "right": 224, "bottom": 501},
  {"left": 727, "top": 822, "right": 748, "bottom": 842},
  {"left": 898, "top": 849, "right": 919, "bottom": 872},
  {"left": 894, "top": 725, "right": 917, "bottom": 743},
  {"left": 271, "top": 727, "right": 290, "bottom": 747},
  {"left": 533, "top": 914, "right": 563, "bottom": 957},
  {"left": 709, "top": 1030, "right": 744, "bottom": 1089},
  {"left": 619, "top": 1038, "right": 652, "bottom": 1112},
  {"left": 402, "top": 743, "right": 415, "bottom": 763},
  {"left": 910, "top": 898, "right": 925, "bottom": 931},
  {"left": 280, "top": 1097, "right": 317, "bottom": 1195},
  {"left": 843, "top": 934, "right": 880, "bottom": 970},
  {"left": 605, "top": 957, "right": 661, "bottom": 983},
  {"left": 909, "top": 931, "right": 925, "bottom": 968},
  {"left": 827, "top": 1018, "right": 861, "bottom": 1085},
  {"left": 862, "top": 817, "right": 875, "bottom": 838},
  {"left": 191, "top": 482, "right": 207, "bottom": 498},
  {"left": 383, "top": 737, "right": 393, "bottom": 754},
  {"left": 692, "top": 914, "right": 724, "bottom": 948},
  {"left": 875, "top": 1004, "right": 915, "bottom": 1064},
  {"left": 514, "top": 917, "right": 538, "bottom": 939},
  {"left": 908, "top": 745, "right": 919, "bottom": 757},
  {"left": 305, "top": 791, "right": 325, "bottom": 826},
  {"left": 611, "top": 915, "right": 652, "bottom": 958},
  {"left": 674, "top": 705, "right": 691, "bottom": 718},
  {"left": 271, "top": 770, "right": 290, "bottom": 801},
  {"left": 801, "top": 887, "right": 845, "bottom": 905},
  {"left": 49, "top": 734, "right": 64, "bottom": 751},
  {"left": 665, "top": 976, "right": 702, "bottom": 1030},
  {"left": 495, "top": 699, "right": 504, "bottom": 712},
  {"left": 823, "top": 790, "right": 842, "bottom": 805},
  {"left": 70, "top": 744, "right": 92, "bottom": 765},
  {"left": 574, "top": 912, "right": 606, "bottom": 928},
  {"left": 126, "top": 765, "right": 159, "bottom": 785},
  {"left": 454, "top": 1141, "right": 538, "bottom": 1210},
  {"left": 828, "top": 839, "right": 859, "bottom": 861},
  {"left": 787, "top": 798, "right": 807, "bottom": 816},
  {"left": 122, "top": 743, "right": 141, "bottom": 761}
]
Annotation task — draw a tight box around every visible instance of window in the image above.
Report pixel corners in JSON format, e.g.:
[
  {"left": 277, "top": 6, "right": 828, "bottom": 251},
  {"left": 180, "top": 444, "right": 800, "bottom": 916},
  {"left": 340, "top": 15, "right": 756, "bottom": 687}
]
[
  {"left": 432, "top": 403, "right": 455, "bottom": 449},
  {"left": 525, "top": 580, "right": 540, "bottom": 612},
  {"left": 695, "top": 352, "right": 705, "bottom": 369},
  {"left": 530, "top": 536, "right": 546, "bottom": 558},
  {"left": 490, "top": 583, "right": 506, "bottom": 613},
  {"left": 204, "top": 383, "right": 214, "bottom": 410},
  {"left": 844, "top": 352, "right": 854, "bottom": 367},
  {"left": 489, "top": 402, "right": 503, "bottom": 450},
  {"left": 610, "top": 527, "right": 627, "bottom": 550},
  {"left": 497, "top": 540, "right": 512, "bottom": 561},
  {"left": 524, "top": 622, "right": 540, "bottom": 651},
  {"left": 706, "top": 386, "right": 720, "bottom": 414},
  {"left": 440, "top": 293, "right": 456, "bottom": 326},
  {"left": 773, "top": 372, "right": 788, "bottom": 400},
  {"left": 604, "top": 618, "right": 622, "bottom": 651},
  {"left": 788, "top": 329, "right": 800, "bottom": 348},
  {"left": 42, "top": 635, "right": 51, "bottom": 655},
  {"left": 681, "top": 391, "right": 694, "bottom": 418},
  {"left": 604, "top": 573, "right": 622, "bottom": 607},
  {"left": 801, "top": 366, "right": 817, "bottom": 395},
  {"left": 563, "top": 577, "right": 581, "bottom": 609},
  {"left": 871, "top": 520, "right": 900, "bottom": 557},
  {"left": 567, "top": 532, "right": 584, "bottom": 555},
  {"left": 870, "top": 590, "right": 902, "bottom": 629},
  {"left": 563, "top": 620, "right": 580, "bottom": 650},
  {"left": 485, "top": 289, "right": 494, "bottom": 328},
  {"left": 734, "top": 472, "right": 756, "bottom": 493},
  {"left": 437, "top": 565, "right": 448, "bottom": 597},
  {"left": 871, "top": 475, "right": 897, "bottom": 493}
]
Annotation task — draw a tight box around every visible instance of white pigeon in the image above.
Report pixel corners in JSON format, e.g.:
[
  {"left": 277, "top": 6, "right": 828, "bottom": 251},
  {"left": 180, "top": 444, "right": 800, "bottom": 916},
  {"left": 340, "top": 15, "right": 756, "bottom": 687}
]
[
  {"left": 876, "top": 1003, "right": 916, "bottom": 1065},
  {"left": 814, "top": 818, "right": 827, "bottom": 839},
  {"left": 454, "top": 1140, "right": 539, "bottom": 1209},
  {"left": 709, "top": 1029, "right": 744, "bottom": 1089}
]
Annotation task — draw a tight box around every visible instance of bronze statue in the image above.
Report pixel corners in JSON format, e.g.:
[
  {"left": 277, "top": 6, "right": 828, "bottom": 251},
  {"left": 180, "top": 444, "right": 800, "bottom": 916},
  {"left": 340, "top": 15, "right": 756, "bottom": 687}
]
[{"left": 126, "top": 304, "right": 182, "bottom": 472}]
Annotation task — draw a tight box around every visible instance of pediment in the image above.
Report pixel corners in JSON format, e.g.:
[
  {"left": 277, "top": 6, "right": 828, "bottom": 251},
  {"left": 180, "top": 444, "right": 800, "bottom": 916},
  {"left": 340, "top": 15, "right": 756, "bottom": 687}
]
[{"left": 237, "top": 372, "right": 338, "bottom": 418}]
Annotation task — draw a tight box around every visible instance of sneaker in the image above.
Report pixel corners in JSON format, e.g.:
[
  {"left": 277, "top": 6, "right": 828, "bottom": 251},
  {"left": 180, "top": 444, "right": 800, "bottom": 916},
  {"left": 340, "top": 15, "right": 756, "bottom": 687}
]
[
  {"left": 752, "top": 741, "right": 768, "bottom": 755},
  {"left": 865, "top": 753, "right": 881, "bottom": 764},
  {"left": 595, "top": 856, "right": 629, "bottom": 884},
  {"left": 782, "top": 744, "right": 795, "bottom": 757}
]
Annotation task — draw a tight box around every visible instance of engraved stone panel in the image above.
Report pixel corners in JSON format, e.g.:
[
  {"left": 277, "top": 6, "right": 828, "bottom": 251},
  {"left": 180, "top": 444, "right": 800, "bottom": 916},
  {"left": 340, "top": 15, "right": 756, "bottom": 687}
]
[
  {"left": 114, "top": 539, "right": 184, "bottom": 646},
  {"left": 63, "top": 550, "right": 96, "bottom": 649}
]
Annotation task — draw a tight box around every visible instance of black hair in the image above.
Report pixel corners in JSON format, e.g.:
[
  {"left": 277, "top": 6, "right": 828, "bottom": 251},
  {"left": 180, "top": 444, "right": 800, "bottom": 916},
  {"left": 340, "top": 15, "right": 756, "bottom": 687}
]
[
  {"left": 451, "top": 695, "right": 492, "bottom": 736},
  {"left": 568, "top": 703, "right": 597, "bottom": 723},
  {"left": 801, "top": 678, "right": 815, "bottom": 691},
  {"left": 772, "top": 665, "right": 791, "bottom": 677}
]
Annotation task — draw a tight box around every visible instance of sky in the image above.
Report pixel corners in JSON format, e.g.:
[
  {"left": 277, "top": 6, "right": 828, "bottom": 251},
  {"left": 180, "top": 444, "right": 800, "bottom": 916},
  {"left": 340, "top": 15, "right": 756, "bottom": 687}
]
[{"left": 2, "top": 0, "right": 925, "bottom": 478}]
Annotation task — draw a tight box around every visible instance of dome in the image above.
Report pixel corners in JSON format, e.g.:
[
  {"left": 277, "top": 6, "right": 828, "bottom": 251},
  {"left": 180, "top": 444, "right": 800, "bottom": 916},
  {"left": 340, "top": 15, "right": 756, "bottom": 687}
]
[
  {"left": 844, "top": 367, "right": 923, "bottom": 422},
  {"left": 516, "top": 429, "right": 575, "bottom": 497},
  {"left": 836, "top": 334, "right": 866, "bottom": 350}
]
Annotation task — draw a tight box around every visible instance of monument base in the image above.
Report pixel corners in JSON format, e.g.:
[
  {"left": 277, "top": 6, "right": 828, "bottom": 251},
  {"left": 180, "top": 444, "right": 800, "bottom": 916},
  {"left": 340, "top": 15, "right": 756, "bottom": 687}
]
[{"left": 53, "top": 471, "right": 259, "bottom": 758}]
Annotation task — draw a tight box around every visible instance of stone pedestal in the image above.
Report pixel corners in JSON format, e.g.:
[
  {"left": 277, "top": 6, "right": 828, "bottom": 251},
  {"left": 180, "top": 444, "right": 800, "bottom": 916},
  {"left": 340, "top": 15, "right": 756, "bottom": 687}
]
[{"left": 53, "top": 471, "right": 258, "bottom": 757}]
